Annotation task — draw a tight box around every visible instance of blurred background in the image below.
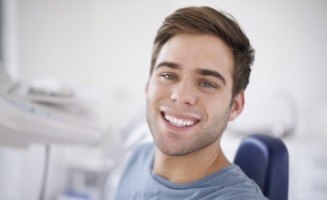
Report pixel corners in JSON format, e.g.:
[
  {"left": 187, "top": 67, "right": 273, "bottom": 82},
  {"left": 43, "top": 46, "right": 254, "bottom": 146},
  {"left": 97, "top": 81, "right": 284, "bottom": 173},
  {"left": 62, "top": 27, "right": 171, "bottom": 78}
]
[{"left": 0, "top": 0, "right": 327, "bottom": 199}]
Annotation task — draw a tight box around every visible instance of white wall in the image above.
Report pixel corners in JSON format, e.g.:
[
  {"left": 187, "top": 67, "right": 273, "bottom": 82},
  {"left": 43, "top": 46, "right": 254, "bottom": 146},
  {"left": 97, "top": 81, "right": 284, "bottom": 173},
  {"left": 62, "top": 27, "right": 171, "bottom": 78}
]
[
  {"left": 15, "top": 0, "right": 327, "bottom": 137},
  {"left": 0, "top": 145, "right": 46, "bottom": 200},
  {"left": 1, "top": 0, "right": 20, "bottom": 80}
]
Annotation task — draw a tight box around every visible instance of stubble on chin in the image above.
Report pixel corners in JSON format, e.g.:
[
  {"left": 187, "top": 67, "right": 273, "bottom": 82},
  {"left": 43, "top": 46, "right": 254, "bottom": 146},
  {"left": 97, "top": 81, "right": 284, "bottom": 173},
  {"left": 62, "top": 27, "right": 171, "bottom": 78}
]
[{"left": 146, "top": 102, "right": 231, "bottom": 157}]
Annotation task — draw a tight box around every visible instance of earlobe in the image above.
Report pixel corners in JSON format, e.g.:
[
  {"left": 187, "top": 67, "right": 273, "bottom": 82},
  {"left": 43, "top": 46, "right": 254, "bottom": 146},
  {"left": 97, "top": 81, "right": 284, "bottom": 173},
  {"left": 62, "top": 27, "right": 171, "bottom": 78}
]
[{"left": 229, "top": 91, "right": 245, "bottom": 121}]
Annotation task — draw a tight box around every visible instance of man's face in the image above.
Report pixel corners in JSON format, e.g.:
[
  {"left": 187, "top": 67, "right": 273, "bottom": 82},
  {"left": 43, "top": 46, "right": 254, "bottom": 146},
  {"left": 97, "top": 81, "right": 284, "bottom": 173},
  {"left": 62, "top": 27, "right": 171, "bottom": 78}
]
[{"left": 146, "top": 33, "right": 244, "bottom": 156}]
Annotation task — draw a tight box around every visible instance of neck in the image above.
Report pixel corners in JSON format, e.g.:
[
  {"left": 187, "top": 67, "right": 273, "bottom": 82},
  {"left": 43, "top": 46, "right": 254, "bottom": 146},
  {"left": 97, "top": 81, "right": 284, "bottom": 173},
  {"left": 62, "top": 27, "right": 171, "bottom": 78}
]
[{"left": 153, "top": 140, "right": 230, "bottom": 184}]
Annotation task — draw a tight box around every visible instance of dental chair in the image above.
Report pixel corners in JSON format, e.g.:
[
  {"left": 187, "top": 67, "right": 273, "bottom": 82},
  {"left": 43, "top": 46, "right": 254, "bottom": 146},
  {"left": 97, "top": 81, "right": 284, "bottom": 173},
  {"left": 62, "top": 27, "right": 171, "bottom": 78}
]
[{"left": 234, "top": 134, "right": 289, "bottom": 200}]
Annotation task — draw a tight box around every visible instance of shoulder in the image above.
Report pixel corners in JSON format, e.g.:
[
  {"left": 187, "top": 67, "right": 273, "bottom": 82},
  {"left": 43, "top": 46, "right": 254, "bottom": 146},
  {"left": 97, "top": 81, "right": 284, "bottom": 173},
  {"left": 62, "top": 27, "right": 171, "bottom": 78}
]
[
  {"left": 199, "top": 165, "right": 267, "bottom": 200},
  {"left": 120, "top": 142, "right": 154, "bottom": 176},
  {"left": 128, "top": 142, "right": 154, "bottom": 163},
  {"left": 114, "top": 142, "right": 155, "bottom": 198}
]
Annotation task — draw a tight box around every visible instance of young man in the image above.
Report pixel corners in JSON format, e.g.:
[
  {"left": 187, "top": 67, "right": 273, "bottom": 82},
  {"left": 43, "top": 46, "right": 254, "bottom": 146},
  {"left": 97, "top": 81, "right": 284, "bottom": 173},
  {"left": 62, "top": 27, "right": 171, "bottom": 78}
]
[{"left": 115, "top": 6, "right": 267, "bottom": 199}]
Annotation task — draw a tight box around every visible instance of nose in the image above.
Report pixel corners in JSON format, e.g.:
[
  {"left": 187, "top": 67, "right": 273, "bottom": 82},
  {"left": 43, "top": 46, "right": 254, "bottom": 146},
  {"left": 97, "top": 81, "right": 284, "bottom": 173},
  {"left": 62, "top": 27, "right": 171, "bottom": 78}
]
[{"left": 170, "top": 79, "right": 197, "bottom": 106}]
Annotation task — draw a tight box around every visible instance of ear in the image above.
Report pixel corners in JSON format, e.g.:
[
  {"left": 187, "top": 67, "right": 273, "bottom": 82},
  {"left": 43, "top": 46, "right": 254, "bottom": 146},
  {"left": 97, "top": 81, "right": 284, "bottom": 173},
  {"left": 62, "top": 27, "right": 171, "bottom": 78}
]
[{"left": 229, "top": 91, "right": 245, "bottom": 121}]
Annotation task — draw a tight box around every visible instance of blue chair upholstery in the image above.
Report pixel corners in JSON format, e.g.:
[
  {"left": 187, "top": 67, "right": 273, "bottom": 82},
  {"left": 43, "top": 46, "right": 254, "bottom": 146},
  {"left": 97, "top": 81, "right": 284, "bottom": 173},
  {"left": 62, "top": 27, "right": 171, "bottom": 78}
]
[{"left": 234, "top": 134, "right": 289, "bottom": 200}]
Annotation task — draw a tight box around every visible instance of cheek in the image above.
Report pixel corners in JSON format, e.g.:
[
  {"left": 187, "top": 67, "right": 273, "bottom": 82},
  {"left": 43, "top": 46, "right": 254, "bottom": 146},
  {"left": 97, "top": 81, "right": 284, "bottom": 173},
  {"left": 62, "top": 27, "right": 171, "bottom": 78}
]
[
  {"left": 146, "top": 85, "right": 157, "bottom": 101},
  {"left": 146, "top": 81, "right": 169, "bottom": 102},
  {"left": 203, "top": 94, "right": 232, "bottom": 115}
]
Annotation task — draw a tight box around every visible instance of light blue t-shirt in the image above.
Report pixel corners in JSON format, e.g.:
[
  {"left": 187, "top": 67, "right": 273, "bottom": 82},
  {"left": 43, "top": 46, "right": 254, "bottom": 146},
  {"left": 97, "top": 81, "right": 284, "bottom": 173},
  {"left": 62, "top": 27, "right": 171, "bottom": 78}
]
[{"left": 115, "top": 143, "right": 268, "bottom": 200}]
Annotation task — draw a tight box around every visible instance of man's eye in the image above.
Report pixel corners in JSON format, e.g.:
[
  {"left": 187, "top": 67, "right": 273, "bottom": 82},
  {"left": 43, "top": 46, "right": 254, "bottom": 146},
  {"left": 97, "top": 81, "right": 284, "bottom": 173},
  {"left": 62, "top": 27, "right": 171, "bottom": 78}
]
[
  {"left": 199, "top": 81, "right": 216, "bottom": 89},
  {"left": 161, "top": 73, "right": 176, "bottom": 80}
]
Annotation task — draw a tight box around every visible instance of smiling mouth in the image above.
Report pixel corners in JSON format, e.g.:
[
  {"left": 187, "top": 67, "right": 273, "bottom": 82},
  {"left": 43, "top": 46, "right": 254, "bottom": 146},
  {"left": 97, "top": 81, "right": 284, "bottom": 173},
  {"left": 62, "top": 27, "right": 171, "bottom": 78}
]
[{"left": 161, "top": 112, "right": 199, "bottom": 128}]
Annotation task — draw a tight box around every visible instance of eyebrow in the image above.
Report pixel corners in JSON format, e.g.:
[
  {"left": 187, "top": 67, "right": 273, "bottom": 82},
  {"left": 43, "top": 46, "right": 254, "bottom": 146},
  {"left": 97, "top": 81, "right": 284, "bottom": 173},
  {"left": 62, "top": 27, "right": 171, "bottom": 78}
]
[
  {"left": 155, "top": 61, "right": 226, "bottom": 86},
  {"left": 196, "top": 68, "right": 226, "bottom": 86},
  {"left": 155, "top": 61, "right": 181, "bottom": 70}
]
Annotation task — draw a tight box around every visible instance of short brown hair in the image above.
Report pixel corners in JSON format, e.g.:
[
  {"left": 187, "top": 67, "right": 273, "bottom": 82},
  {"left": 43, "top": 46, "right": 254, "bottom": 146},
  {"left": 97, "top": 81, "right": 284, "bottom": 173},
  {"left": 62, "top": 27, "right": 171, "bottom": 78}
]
[{"left": 150, "top": 6, "right": 254, "bottom": 96}]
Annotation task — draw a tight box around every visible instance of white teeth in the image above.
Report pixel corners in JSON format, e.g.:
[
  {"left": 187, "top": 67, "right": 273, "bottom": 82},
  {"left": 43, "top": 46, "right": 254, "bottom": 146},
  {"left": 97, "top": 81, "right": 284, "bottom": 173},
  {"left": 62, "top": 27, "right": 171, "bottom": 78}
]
[{"left": 164, "top": 114, "right": 194, "bottom": 127}]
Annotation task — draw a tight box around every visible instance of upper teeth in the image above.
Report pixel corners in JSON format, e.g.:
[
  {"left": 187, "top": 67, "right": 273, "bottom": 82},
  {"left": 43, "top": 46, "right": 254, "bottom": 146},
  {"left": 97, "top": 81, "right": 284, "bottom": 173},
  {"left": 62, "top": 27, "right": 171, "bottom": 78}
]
[{"left": 164, "top": 114, "right": 194, "bottom": 127}]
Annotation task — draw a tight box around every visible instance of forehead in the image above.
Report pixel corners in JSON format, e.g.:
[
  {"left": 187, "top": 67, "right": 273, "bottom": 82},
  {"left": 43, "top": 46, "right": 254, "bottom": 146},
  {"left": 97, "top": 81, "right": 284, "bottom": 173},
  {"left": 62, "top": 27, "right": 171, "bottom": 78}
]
[{"left": 156, "top": 33, "right": 234, "bottom": 80}]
